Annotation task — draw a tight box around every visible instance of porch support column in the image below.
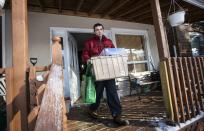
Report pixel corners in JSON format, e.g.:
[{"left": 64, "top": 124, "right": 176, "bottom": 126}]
[
  {"left": 11, "top": 0, "right": 28, "bottom": 130},
  {"left": 150, "top": 0, "right": 170, "bottom": 59}
]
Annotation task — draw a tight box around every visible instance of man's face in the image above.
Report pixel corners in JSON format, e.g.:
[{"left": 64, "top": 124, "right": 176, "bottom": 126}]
[{"left": 94, "top": 26, "right": 104, "bottom": 37}]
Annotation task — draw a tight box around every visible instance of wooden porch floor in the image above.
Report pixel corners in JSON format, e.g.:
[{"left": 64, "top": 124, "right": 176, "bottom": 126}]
[{"left": 66, "top": 91, "right": 166, "bottom": 131}]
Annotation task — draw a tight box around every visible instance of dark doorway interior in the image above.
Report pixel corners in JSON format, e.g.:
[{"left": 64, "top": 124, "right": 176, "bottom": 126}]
[{"left": 71, "top": 32, "right": 95, "bottom": 81}]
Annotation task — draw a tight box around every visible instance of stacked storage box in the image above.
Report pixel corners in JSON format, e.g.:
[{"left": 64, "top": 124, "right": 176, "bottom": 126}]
[{"left": 91, "top": 55, "right": 128, "bottom": 81}]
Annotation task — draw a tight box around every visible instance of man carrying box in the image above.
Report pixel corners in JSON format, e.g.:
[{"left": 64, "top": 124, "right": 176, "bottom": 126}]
[{"left": 82, "top": 23, "right": 129, "bottom": 126}]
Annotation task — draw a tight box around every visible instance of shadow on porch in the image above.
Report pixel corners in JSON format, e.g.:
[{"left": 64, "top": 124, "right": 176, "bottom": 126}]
[{"left": 67, "top": 91, "right": 166, "bottom": 131}]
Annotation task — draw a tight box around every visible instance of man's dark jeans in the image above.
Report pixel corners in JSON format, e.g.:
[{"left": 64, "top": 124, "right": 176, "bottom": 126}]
[{"left": 89, "top": 79, "right": 121, "bottom": 117}]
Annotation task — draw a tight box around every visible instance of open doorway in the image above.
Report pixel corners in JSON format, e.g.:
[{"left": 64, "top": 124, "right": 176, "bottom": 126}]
[
  {"left": 70, "top": 32, "right": 95, "bottom": 82},
  {"left": 63, "top": 32, "right": 95, "bottom": 105},
  {"left": 69, "top": 32, "right": 95, "bottom": 105},
  {"left": 51, "top": 27, "right": 111, "bottom": 105}
]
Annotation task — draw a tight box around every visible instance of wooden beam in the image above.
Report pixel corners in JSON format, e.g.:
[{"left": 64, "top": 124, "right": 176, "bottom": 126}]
[
  {"left": 177, "top": 58, "right": 191, "bottom": 120},
  {"left": 75, "top": 0, "right": 84, "bottom": 14},
  {"left": 130, "top": 6, "right": 168, "bottom": 23},
  {"left": 89, "top": 0, "right": 107, "bottom": 16},
  {"left": 191, "top": 16, "right": 204, "bottom": 23},
  {"left": 183, "top": 57, "right": 196, "bottom": 117},
  {"left": 127, "top": 2, "right": 169, "bottom": 20},
  {"left": 28, "top": 66, "right": 37, "bottom": 110},
  {"left": 102, "top": 0, "right": 130, "bottom": 18},
  {"left": 187, "top": 58, "right": 200, "bottom": 115},
  {"left": 36, "top": 84, "right": 46, "bottom": 106},
  {"left": 135, "top": 15, "right": 152, "bottom": 23},
  {"left": 128, "top": 8, "right": 151, "bottom": 19},
  {"left": 133, "top": 19, "right": 153, "bottom": 25},
  {"left": 166, "top": 58, "right": 180, "bottom": 122},
  {"left": 28, "top": 6, "right": 112, "bottom": 19},
  {"left": 150, "top": 0, "right": 170, "bottom": 59},
  {"left": 191, "top": 58, "right": 203, "bottom": 112},
  {"left": 37, "top": 0, "right": 45, "bottom": 11},
  {"left": 188, "top": 11, "right": 204, "bottom": 22},
  {"left": 193, "top": 58, "right": 204, "bottom": 111},
  {"left": 142, "top": 20, "right": 153, "bottom": 25},
  {"left": 116, "top": 0, "right": 149, "bottom": 18},
  {"left": 200, "top": 57, "right": 204, "bottom": 103},
  {"left": 160, "top": 61, "right": 174, "bottom": 121},
  {"left": 58, "top": 0, "right": 62, "bottom": 13},
  {"left": 28, "top": 106, "right": 40, "bottom": 131},
  {"left": 11, "top": 0, "right": 29, "bottom": 130},
  {"left": 171, "top": 58, "right": 185, "bottom": 122},
  {"left": 189, "top": 10, "right": 204, "bottom": 16},
  {"left": 35, "top": 66, "right": 50, "bottom": 72}
]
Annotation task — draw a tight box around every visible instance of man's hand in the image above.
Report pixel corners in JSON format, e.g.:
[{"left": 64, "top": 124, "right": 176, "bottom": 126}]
[
  {"left": 81, "top": 64, "right": 86, "bottom": 74},
  {"left": 87, "top": 59, "right": 91, "bottom": 64}
]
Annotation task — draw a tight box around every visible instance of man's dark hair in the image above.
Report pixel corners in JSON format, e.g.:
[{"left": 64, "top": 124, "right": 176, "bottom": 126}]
[{"left": 93, "top": 23, "right": 104, "bottom": 31}]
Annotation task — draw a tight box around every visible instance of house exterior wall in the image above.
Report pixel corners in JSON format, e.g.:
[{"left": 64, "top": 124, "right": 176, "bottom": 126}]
[{"left": 4, "top": 10, "right": 159, "bottom": 69}]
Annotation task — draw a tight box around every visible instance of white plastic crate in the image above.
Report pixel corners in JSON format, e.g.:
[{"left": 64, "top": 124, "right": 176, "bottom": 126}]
[{"left": 91, "top": 55, "right": 128, "bottom": 81}]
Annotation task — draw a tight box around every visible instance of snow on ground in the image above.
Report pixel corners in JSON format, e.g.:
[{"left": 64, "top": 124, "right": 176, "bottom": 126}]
[{"left": 152, "top": 111, "right": 204, "bottom": 131}]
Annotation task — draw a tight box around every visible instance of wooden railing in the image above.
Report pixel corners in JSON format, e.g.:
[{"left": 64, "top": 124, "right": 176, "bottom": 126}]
[
  {"left": 34, "top": 64, "right": 66, "bottom": 131},
  {"left": 28, "top": 66, "right": 50, "bottom": 110},
  {"left": 27, "top": 36, "right": 68, "bottom": 131},
  {"left": 160, "top": 57, "right": 204, "bottom": 123},
  {"left": 178, "top": 117, "right": 204, "bottom": 131},
  {"left": 27, "top": 66, "right": 50, "bottom": 131}
]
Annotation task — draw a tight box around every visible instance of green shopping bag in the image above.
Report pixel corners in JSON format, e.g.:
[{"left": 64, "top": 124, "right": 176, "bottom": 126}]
[
  {"left": 84, "top": 62, "right": 96, "bottom": 104},
  {"left": 85, "top": 75, "right": 96, "bottom": 103}
]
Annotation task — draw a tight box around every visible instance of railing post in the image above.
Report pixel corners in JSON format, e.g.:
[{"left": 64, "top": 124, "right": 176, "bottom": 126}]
[
  {"left": 150, "top": 0, "right": 170, "bottom": 60},
  {"left": 12, "top": 0, "right": 29, "bottom": 130},
  {"left": 162, "top": 57, "right": 204, "bottom": 124},
  {"left": 34, "top": 65, "right": 66, "bottom": 131},
  {"left": 160, "top": 60, "right": 174, "bottom": 121},
  {"left": 51, "top": 37, "right": 62, "bottom": 66},
  {"left": 29, "top": 67, "right": 36, "bottom": 110}
]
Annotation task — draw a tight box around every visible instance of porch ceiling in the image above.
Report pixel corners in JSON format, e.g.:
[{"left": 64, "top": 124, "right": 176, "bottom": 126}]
[{"left": 5, "top": 0, "right": 204, "bottom": 24}]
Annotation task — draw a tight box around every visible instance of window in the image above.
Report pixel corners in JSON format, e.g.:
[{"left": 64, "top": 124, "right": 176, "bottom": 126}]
[
  {"left": 190, "top": 32, "right": 204, "bottom": 56},
  {"left": 115, "top": 34, "right": 149, "bottom": 73}
]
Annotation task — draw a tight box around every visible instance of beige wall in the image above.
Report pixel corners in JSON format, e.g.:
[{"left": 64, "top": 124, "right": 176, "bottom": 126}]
[{"left": 4, "top": 10, "right": 159, "bottom": 68}]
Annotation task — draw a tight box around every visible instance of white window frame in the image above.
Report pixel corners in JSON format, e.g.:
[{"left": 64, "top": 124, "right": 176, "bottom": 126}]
[{"left": 111, "top": 28, "right": 152, "bottom": 71}]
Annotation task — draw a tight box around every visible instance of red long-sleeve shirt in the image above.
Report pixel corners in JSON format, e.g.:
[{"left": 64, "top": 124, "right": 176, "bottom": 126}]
[{"left": 82, "top": 35, "right": 115, "bottom": 63}]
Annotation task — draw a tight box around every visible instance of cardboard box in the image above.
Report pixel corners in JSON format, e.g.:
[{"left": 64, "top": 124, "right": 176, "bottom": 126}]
[{"left": 91, "top": 55, "right": 128, "bottom": 81}]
